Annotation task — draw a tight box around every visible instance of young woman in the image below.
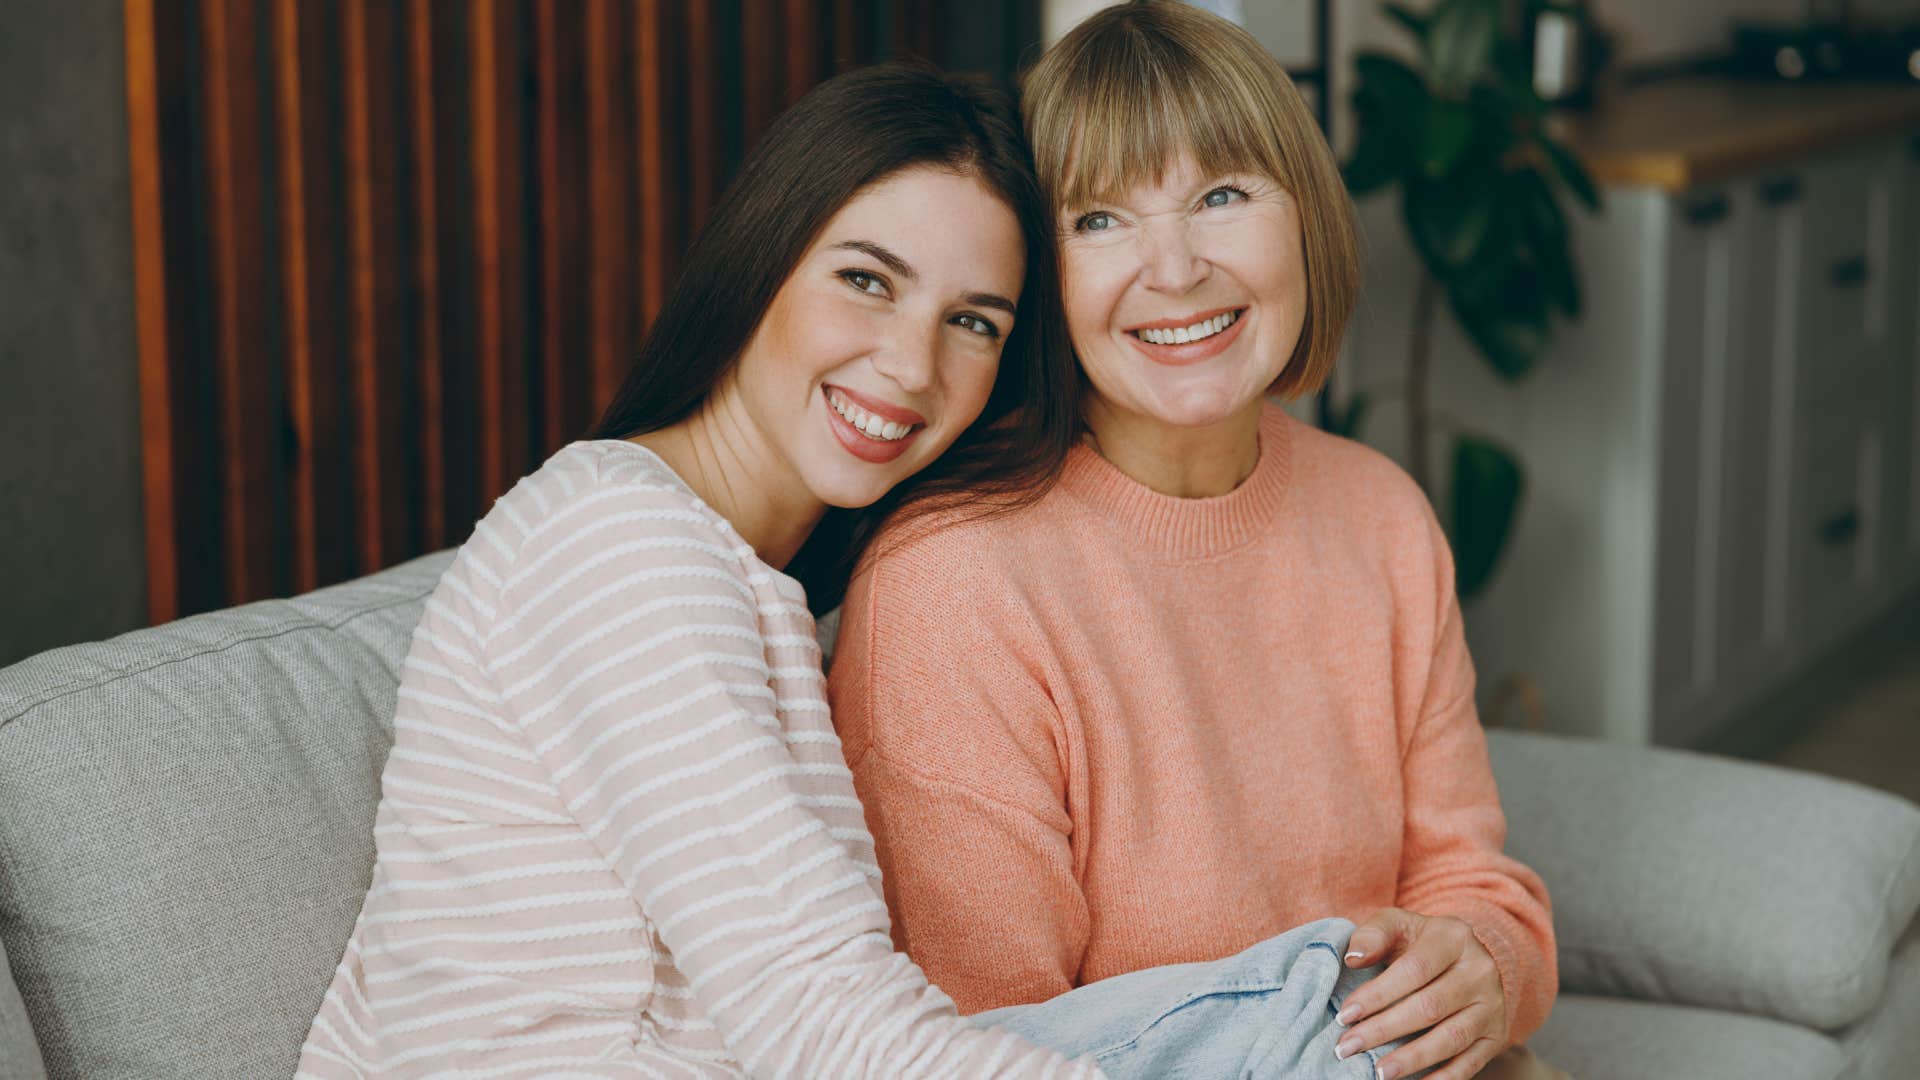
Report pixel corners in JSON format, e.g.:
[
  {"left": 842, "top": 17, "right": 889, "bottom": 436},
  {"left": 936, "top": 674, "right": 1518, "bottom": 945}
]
[
  {"left": 293, "top": 61, "right": 1103, "bottom": 1078},
  {"left": 830, "top": 7, "right": 1565, "bottom": 1080}
]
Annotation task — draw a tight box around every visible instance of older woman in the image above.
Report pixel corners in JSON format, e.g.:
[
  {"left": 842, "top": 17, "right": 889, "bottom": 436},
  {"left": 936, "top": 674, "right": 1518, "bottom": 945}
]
[{"left": 829, "top": 5, "right": 1559, "bottom": 1080}]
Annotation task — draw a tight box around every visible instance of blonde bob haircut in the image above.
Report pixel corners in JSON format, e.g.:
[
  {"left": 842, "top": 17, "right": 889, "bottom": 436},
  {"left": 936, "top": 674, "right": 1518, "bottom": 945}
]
[{"left": 1022, "top": 0, "right": 1360, "bottom": 399}]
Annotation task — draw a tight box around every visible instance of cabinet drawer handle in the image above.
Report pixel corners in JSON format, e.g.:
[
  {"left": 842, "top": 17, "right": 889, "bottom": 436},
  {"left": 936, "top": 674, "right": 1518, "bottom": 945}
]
[
  {"left": 1683, "top": 194, "right": 1729, "bottom": 226},
  {"left": 1758, "top": 176, "right": 1803, "bottom": 206},
  {"left": 1819, "top": 509, "right": 1861, "bottom": 547},
  {"left": 1830, "top": 255, "right": 1870, "bottom": 289}
]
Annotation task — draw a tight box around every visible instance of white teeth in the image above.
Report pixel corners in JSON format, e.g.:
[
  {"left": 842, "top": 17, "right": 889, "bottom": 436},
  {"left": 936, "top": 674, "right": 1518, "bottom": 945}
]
[
  {"left": 1137, "top": 309, "right": 1240, "bottom": 345},
  {"left": 827, "top": 389, "right": 917, "bottom": 442}
]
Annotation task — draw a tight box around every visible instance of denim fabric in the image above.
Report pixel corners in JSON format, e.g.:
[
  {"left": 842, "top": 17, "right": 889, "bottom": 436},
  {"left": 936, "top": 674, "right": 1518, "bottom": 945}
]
[{"left": 974, "top": 917, "right": 1417, "bottom": 1079}]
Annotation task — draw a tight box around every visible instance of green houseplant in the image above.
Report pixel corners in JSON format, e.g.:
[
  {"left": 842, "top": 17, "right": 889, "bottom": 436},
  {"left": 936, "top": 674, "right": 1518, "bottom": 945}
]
[{"left": 1338, "top": 0, "right": 1600, "bottom": 599}]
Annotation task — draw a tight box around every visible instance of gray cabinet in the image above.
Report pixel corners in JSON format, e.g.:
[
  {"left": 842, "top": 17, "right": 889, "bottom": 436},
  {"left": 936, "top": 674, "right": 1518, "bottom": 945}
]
[{"left": 1462, "top": 133, "right": 1919, "bottom": 746}]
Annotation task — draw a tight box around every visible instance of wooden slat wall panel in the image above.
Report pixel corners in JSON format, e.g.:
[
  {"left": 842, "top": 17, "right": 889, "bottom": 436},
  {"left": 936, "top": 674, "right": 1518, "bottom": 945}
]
[
  {"left": 584, "top": 0, "right": 631, "bottom": 414},
  {"left": 274, "top": 0, "right": 349, "bottom": 594},
  {"left": 200, "top": 0, "right": 276, "bottom": 602},
  {"left": 635, "top": 0, "right": 670, "bottom": 324},
  {"left": 406, "top": 0, "right": 449, "bottom": 551},
  {"left": 126, "top": 0, "right": 1012, "bottom": 621},
  {"left": 344, "top": 0, "right": 412, "bottom": 572},
  {"left": 126, "top": 0, "right": 184, "bottom": 624}
]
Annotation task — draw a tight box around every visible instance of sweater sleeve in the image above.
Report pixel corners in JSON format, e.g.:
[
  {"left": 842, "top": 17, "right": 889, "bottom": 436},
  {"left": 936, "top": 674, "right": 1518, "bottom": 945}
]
[
  {"left": 485, "top": 476, "right": 1100, "bottom": 1078},
  {"left": 830, "top": 546, "right": 1090, "bottom": 1015},
  {"left": 1392, "top": 514, "right": 1559, "bottom": 1045}
]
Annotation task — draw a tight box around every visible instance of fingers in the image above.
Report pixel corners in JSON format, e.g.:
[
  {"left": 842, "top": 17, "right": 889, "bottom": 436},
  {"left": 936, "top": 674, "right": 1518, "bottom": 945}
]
[
  {"left": 1336, "top": 917, "right": 1469, "bottom": 1026},
  {"left": 1344, "top": 907, "right": 1418, "bottom": 968},
  {"left": 1396, "top": 1033, "right": 1505, "bottom": 1080},
  {"left": 1336, "top": 967, "right": 1482, "bottom": 1065}
]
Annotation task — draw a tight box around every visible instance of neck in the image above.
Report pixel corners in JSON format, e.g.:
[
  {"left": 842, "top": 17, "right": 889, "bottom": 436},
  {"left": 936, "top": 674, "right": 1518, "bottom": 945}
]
[
  {"left": 632, "top": 386, "right": 825, "bottom": 569},
  {"left": 1082, "top": 396, "right": 1265, "bottom": 498}
]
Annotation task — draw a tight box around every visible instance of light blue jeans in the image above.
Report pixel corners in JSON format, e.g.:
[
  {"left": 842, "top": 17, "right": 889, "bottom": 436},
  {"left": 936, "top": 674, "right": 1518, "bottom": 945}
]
[{"left": 972, "top": 917, "right": 1417, "bottom": 1079}]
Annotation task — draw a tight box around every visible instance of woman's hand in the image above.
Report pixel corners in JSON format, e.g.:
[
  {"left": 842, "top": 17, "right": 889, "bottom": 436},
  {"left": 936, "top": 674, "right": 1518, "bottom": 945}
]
[{"left": 1333, "top": 907, "right": 1508, "bottom": 1080}]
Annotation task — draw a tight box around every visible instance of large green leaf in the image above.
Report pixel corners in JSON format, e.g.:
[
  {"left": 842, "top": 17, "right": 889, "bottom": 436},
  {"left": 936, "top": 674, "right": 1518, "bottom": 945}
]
[
  {"left": 1405, "top": 167, "right": 1496, "bottom": 271},
  {"left": 1425, "top": 0, "right": 1500, "bottom": 97},
  {"left": 1538, "top": 135, "right": 1601, "bottom": 211},
  {"left": 1451, "top": 434, "right": 1524, "bottom": 600},
  {"left": 1416, "top": 99, "right": 1479, "bottom": 179},
  {"left": 1344, "top": 128, "right": 1401, "bottom": 196},
  {"left": 1449, "top": 284, "right": 1550, "bottom": 380}
]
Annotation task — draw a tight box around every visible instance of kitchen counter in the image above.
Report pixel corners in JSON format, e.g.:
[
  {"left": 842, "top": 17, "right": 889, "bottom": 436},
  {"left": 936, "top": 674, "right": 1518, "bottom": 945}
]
[{"left": 1551, "top": 76, "right": 1920, "bottom": 190}]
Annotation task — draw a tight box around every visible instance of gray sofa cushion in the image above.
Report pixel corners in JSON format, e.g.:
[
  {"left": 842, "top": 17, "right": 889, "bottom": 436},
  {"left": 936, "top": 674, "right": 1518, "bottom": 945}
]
[
  {"left": 0, "top": 551, "right": 450, "bottom": 1080},
  {"left": 1530, "top": 994, "right": 1847, "bottom": 1080},
  {"left": 1839, "top": 918, "right": 1920, "bottom": 1080},
  {"left": 1488, "top": 730, "right": 1920, "bottom": 1032},
  {"left": 0, "top": 932, "right": 47, "bottom": 1080}
]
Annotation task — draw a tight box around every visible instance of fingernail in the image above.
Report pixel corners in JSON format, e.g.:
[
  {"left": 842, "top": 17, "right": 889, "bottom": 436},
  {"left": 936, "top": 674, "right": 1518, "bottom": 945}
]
[
  {"left": 1336, "top": 1003, "right": 1362, "bottom": 1025},
  {"left": 1344, "top": 949, "right": 1366, "bottom": 963},
  {"left": 1335, "top": 1037, "right": 1360, "bottom": 1061},
  {"left": 1377, "top": 1062, "right": 1401, "bottom": 1080}
]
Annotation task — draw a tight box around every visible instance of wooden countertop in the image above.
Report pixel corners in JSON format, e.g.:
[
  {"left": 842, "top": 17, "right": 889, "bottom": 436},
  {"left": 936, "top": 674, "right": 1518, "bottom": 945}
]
[{"left": 1550, "top": 76, "right": 1920, "bottom": 191}]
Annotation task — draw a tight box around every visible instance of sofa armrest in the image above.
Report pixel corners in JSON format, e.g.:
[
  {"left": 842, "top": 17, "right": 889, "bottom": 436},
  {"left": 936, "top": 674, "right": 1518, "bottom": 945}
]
[
  {"left": 0, "top": 933, "right": 47, "bottom": 1080},
  {"left": 1486, "top": 729, "right": 1920, "bottom": 1031}
]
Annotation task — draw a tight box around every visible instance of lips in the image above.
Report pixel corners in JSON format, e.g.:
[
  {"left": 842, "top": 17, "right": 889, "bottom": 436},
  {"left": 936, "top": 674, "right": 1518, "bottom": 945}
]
[
  {"left": 1123, "top": 306, "right": 1249, "bottom": 366},
  {"left": 823, "top": 384, "right": 924, "bottom": 464}
]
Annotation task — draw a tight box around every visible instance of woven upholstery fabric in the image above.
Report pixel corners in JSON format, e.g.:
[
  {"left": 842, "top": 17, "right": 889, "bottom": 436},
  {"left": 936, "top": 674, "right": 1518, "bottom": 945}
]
[
  {"left": 0, "top": 930, "right": 47, "bottom": 1080},
  {"left": 1488, "top": 730, "right": 1920, "bottom": 1031},
  {"left": 0, "top": 551, "right": 452, "bottom": 1080},
  {"left": 1530, "top": 994, "right": 1846, "bottom": 1080},
  {"left": 1839, "top": 917, "right": 1920, "bottom": 1079}
]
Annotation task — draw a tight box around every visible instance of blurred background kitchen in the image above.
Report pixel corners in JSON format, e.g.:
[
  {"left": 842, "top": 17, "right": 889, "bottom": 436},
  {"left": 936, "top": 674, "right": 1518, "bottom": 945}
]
[{"left": 4, "top": 0, "right": 1916, "bottom": 798}]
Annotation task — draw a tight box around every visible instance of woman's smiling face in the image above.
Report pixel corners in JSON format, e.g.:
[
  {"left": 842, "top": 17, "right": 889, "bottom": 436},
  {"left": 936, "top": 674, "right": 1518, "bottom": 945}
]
[
  {"left": 729, "top": 165, "right": 1025, "bottom": 509},
  {"left": 1058, "top": 151, "right": 1307, "bottom": 432}
]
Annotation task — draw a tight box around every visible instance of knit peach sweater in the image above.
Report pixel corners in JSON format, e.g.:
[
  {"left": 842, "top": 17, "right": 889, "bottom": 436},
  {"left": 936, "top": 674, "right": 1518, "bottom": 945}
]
[{"left": 828, "top": 403, "right": 1557, "bottom": 1045}]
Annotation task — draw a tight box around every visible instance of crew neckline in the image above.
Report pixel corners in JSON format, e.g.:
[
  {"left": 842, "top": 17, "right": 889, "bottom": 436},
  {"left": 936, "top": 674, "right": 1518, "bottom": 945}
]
[{"left": 1057, "top": 404, "right": 1294, "bottom": 561}]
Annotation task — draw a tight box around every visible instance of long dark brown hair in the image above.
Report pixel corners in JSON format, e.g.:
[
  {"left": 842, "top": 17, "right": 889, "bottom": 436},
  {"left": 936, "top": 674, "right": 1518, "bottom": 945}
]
[{"left": 591, "top": 60, "right": 1076, "bottom": 612}]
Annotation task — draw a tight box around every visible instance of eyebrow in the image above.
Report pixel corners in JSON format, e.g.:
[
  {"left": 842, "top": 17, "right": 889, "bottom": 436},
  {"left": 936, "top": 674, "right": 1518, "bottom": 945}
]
[
  {"left": 832, "top": 240, "right": 917, "bottom": 281},
  {"left": 832, "top": 238, "right": 1018, "bottom": 316}
]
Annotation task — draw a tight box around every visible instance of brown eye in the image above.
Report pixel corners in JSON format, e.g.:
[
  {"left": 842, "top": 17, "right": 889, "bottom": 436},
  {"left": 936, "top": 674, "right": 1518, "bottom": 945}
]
[
  {"left": 954, "top": 314, "right": 1000, "bottom": 339},
  {"left": 839, "top": 270, "right": 888, "bottom": 297}
]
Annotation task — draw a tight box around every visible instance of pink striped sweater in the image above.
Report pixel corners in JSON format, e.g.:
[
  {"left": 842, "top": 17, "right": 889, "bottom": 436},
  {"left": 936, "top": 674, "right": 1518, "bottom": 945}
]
[{"left": 296, "top": 440, "right": 1100, "bottom": 1079}]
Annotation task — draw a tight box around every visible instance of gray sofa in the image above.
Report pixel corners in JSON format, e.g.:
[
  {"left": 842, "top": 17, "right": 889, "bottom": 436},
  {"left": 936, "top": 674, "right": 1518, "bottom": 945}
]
[{"left": 2, "top": 550, "right": 1917, "bottom": 1080}]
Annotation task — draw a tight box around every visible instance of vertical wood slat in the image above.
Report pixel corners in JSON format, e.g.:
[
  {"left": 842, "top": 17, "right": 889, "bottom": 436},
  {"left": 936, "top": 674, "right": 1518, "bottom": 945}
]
[
  {"left": 199, "top": 0, "right": 276, "bottom": 603},
  {"left": 635, "top": 0, "right": 669, "bottom": 325},
  {"left": 741, "top": 0, "right": 780, "bottom": 149},
  {"left": 407, "top": 0, "right": 448, "bottom": 551},
  {"left": 274, "top": 0, "right": 348, "bottom": 594},
  {"left": 585, "top": 0, "right": 630, "bottom": 411},
  {"left": 125, "top": 0, "right": 181, "bottom": 624},
  {"left": 470, "top": 0, "right": 531, "bottom": 501},
  {"left": 343, "top": 0, "right": 410, "bottom": 572},
  {"left": 534, "top": 1, "right": 585, "bottom": 448},
  {"left": 782, "top": 0, "right": 818, "bottom": 104},
  {"left": 684, "top": 2, "right": 716, "bottom": 231}
]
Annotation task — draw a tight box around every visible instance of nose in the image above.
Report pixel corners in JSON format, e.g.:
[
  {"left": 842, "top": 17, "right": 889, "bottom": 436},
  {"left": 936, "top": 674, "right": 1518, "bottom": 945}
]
[
  {"left": 1137, "top": 219, "right": 1208, "bottom": 295},
  {"left": 870, "top": 319, "right": 939, "bottom": 396}
]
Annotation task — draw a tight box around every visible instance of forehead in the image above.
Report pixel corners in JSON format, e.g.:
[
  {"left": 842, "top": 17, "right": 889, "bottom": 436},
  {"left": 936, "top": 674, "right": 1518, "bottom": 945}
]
[{"left": 814, "top": 167, "right": 1025, "bottom": 281}]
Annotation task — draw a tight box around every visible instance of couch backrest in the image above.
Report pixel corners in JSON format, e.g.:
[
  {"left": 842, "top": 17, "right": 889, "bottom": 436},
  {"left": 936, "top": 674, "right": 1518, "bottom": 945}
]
[{"left": 0, "top": 551, "right": 453, "bottom": 1080}]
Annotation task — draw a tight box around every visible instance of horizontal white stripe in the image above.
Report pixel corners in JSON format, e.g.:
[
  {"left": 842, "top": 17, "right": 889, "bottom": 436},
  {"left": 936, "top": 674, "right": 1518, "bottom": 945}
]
[{"left": 361, "top": 888, "right": 633, "bottom": 925}]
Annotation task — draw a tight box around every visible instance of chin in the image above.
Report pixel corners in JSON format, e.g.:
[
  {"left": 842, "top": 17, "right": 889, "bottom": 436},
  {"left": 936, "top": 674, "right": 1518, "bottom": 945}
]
[{"left": 805, "top": 471, "right": 897, "bottom": 511}]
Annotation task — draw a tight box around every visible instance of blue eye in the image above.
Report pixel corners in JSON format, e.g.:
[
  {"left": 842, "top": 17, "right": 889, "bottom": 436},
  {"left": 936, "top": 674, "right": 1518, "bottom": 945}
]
[
  {"left": 1203, "top": 186, "right": 1248, "bottom": 208},
  {"left": 954, "top": 314, "right": 1001, "bottom": 339},
  {"left": 840, "top": 270, "right": 889, "bottom": 296},
  {"left": 1074, "top": 211, "right": 1115, "bottom": 233}
]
